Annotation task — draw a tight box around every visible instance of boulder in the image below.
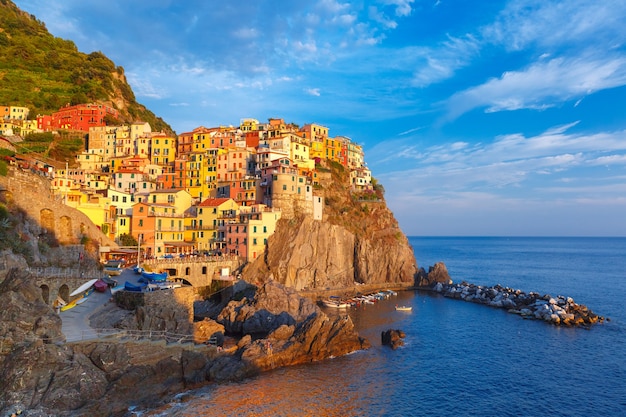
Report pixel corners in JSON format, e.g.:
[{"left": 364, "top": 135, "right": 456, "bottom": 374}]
[
  {"left": 381, "top": 329, "right": 405, "bottom": 350},
  {"left": 417, "top": 262, "right": 453, "bottom": 287}
]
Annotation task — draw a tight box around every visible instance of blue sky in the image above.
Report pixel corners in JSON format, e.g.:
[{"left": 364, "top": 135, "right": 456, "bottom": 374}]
[{"left": 14, "top": 0, "right": 626, "bottom": 236}]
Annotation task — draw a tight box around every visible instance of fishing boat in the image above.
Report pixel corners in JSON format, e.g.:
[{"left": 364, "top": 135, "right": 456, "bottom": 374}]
[{"left": 395, "top": 305, "right": 412, "bottom": 311}]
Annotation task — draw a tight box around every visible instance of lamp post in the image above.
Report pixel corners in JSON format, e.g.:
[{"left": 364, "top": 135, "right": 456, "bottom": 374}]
[{"left": 64, "top": 160, "right": 68, "bottom": 205}]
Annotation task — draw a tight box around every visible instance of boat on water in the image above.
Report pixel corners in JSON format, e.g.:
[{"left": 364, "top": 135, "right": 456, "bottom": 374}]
[
  {"left": 395, "top": 305, "right": 412, "bottom": 311},
  {"left": 322, "top": 299, "right": 350, "bottom": 309},
  {"left": 141, "top": 271, "right": 168, "bottom": 282},
  {"left": 132, "top": 265, "right": 144, "bottom": 274}
]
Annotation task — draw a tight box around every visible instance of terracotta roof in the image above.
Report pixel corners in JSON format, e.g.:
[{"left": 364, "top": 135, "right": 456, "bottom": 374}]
[{"left": 198, "top": 197, "right": 231, "bottom": 207}]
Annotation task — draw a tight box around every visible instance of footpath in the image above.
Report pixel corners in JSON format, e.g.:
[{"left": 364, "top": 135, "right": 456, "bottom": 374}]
[{"left": 60, "top": 269, "right": 140, "bottom": 342}]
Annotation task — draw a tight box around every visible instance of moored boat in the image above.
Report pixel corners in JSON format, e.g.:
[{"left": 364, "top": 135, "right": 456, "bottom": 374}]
[
  {"left": 124, "top": 281, "right": 145, "bottom": 292},
  {"left": 395, "top": 305, "right": 412, "bottom": 311},
  {"left": 322, "top": 299, "right": 350, "bottom": 309},
  {"left": 141, "top": 271, "right": 168, "bottom": 282}
]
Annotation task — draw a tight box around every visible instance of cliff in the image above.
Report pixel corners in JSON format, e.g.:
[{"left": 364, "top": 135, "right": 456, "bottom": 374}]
[{"left": 244, "top": 161, "right": 418, "bottom": 290}]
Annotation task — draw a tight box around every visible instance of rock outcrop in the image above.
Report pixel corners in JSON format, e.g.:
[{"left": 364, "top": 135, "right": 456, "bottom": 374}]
[
  {"left": 381, "top": 329, "right": 406, "bottom": 350},
  {"left": 416, "top": 262, "right": 453, "bottom": 287},
  {"left": 245, "top": 216, "right": 417, "bottom": 290},
  {"left": 217, "top": 280, "right": 370, "bottom": 371}
]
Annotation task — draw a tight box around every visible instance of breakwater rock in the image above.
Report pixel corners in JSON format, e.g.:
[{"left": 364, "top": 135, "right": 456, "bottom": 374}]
[{"left": 432, "top": 281, "right": 605, "bottom": 327}]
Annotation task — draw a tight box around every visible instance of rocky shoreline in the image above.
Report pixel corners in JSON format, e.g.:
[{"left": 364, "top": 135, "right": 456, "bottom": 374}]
[{"left": 430, "top": 281, "right": 605, "bottom": 326}]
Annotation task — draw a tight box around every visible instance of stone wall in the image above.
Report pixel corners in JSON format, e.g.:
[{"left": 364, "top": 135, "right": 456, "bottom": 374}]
[
  {"left": 0, "top": 169, "right": 117, "bottom": 259},
  {"left": 142, "top": 257, "right": 241, "bottom": 286}
]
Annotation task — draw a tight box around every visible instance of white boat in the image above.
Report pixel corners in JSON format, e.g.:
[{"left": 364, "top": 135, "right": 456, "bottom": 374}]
[
  {"left": 69, "top": 278, "right": 98, "bottom": 297},
  {"left": 395, "top": 305, "right": 412, "bottom": 311},
  {"left": 322, "top": 299, "right": 350, "bottom": 309}
]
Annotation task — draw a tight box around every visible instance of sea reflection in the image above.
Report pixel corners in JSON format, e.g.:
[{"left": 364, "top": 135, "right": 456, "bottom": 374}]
[{"left": 143, "top": 297, "right": 408, "bottom": 417}]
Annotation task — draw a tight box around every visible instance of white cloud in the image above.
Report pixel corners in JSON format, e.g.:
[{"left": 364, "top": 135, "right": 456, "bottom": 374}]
[
  {"left": 411, "top": 35, "right": 480, "bottom": 87},
  {"left": 305, "top": 88, "right": 321, "bottom": 96},
  {"left": 446, "top": 54, "right": 626, "bottom": 119},
  {"left": 379, "top": 0, "right": 415, "bottom": 17}
]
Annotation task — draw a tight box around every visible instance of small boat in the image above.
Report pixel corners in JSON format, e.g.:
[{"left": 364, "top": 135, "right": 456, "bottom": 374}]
[
  {"left": 104, "top": 266, "right": 123, "bottom": 276},
  {"left": 124, "top": 281, "right": 145, "bottom": 292},
  {"left": 101, "top": 276, "right": 118, "bottom": 287},
  {"left": 110, "top": 285, "right": 124, "bottom": 295},
  {"left": 395, "top": 305, "right": 412, "bottom": 311},
  {"left": 93, "top": 279, "right": 108, "bottom": 293},
  {"left": 141, "top": 271, "right": 168, "bottom": 282},
  {"left": 132, "top": 265, "right": 144, "bottom": 274},
  {"left": 322, "top": 299, "right": 350, "bottom": 309},
  {"left": 69, "top": 278, "right": 99, "bottom": 297}
]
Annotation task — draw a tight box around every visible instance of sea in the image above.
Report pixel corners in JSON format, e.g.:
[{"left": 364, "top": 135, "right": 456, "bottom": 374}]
[{"left": 142, "top": 237, "right": 626, "bottom": 417}]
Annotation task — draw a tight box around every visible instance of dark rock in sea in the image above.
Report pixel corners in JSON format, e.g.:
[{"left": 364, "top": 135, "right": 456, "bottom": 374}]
[
  {"left": 381, "top": 329, "right": 406, "bottom": 350},
  {"left": 416, "top": 262, "right": 453, "bottom": 287}
]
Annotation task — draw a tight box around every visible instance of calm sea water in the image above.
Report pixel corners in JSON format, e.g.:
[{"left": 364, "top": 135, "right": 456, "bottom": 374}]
[{"left": 143, "top": 237, "right": 626, "bottom": 417}]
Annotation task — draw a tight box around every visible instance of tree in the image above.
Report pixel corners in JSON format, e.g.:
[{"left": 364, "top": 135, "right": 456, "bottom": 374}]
[{"left": 118, "top": 233, "right": 138, "bottom": 247}]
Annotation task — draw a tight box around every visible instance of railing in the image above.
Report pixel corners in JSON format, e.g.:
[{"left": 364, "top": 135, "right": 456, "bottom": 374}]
[
  {"left": 27, "top": 267, "right": 104, "bottom": 279},
  {"left": 142, "top": 254, "right": 240, "bottom": 265},
  {"left": 52, "top": 328, "right": 203, "bottom": 345}
]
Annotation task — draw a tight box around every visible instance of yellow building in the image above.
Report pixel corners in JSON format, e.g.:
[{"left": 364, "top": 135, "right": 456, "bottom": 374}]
[
  {"left": 240, "top": 118, "right": 259, "bottom": 132},
  {"left": 70, "top": 192, "right": 116, "bottom": 240},
  {"left": 151, "top": 134, "right": 177, "bottom": 165},
  {"left": 190, "top": 198, "right": 239, "bottom": 253},
  {"left": 230, "top": 204, "right": 282, "bottom": 261},
  {"left": 325, "top": 137, "right": 345, "bottom": 164},
  {"left": 9, "top": 106, "right": 29, "bottom": 120},
  {"left": 289, "top": 136, "right": 315, "bottom": 171}
]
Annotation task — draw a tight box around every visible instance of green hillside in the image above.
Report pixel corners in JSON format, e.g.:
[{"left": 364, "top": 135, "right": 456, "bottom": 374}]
[{"left": 0, "top": 0, "right": 173, "bottom": 134}]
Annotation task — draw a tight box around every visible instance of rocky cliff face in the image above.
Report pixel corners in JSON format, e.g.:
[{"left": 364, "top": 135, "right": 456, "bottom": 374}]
[
  {"left": 244, "top": 162, "right": 418, "bottom": 290},
  {"left": 245, "top": 216, "right": 417, "bottom": 290}
]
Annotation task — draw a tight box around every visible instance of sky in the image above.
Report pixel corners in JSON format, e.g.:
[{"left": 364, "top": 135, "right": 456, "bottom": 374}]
[{"left": 13, "top": 0, "right": 626, "bottom": 236}]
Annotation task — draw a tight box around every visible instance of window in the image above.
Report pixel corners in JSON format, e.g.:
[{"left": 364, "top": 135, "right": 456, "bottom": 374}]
[
  {"left": 138, "top": 219, "right": 143, "bottom": 226},
  {"left": 122, "top": 196, "right": 127, "bottom": 203}
]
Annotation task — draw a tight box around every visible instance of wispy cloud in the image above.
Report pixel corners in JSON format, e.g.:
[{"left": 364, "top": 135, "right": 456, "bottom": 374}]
[
  {"left": 445, "top": 54, "right": 626, "bottom": 120},
  {"left": 305, "top": 88, "right": 321, "bottom": 96}
]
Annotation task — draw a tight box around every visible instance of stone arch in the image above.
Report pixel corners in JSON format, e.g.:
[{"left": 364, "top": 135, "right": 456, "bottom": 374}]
[
  {"left": 40, "top": 284, "right": 50, "bottom": 304},
  {"left": 40, "top": 208, "right": 55, "bottom": 232},
  {"left": 59, "top": 215, "right": 73, "bottom": 243},
  {"left": 58, "top": 284, "right": 70, "bottom": 303}
]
